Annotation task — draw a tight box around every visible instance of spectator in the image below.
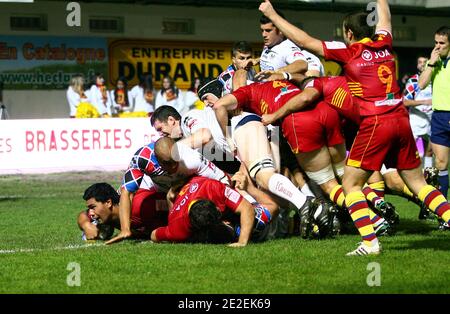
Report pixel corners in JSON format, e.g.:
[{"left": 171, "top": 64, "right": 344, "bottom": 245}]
[
  {"left": 419, "top": 26, "right": 450, "bottom": 199},
  {"left": 89, "top": 73, "right": 112, "bottom": 117},
  {"left": 155, "top": 75, "right": 185, "bottom": 115},
  {"left": 130, "top": 73, "right": 155, "bottom": 117},
  {"left": 110, "top": 76, "right": 132, "bottom": 115},
  {"left": 184, "top": 77, "right": 203, "bottom": 110},
  {"left": 66, "top": 74, "right": 92, "bottom": 118}
]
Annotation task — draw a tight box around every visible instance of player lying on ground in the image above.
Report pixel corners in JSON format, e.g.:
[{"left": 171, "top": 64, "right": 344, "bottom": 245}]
[
  {"left": 104, "top": 138, "right": 231, "bottom": 245},
  {"left": 150, "top": 174, "right": 275, "bottom": 246},
  {"left": 77, "top": 181, "right": 168, "bottom": 241}
]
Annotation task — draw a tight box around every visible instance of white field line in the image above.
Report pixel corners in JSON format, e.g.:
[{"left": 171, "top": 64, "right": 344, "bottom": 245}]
[{"left": 0, "top": 243, "right": 104, "bottom": 255}]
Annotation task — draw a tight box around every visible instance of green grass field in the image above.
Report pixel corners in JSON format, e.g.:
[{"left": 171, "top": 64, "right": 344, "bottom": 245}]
[{"left": 0, "top": 171, "right": 449, "bottom": 294}]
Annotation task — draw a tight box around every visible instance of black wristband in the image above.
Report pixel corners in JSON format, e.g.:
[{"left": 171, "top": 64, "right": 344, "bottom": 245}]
[{"left": 428, "top": 63, "right": 436, "bottom": 67}]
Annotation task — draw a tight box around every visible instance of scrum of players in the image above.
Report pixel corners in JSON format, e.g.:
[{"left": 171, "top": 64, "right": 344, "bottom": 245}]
[{"left": 77, "top": 0, "right": 450, "bottom": 256}]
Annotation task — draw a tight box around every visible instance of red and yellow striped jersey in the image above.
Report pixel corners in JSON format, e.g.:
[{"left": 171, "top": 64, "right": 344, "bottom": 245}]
[{"left": 322, "top": 30, "right": 403, "bottom": 116}]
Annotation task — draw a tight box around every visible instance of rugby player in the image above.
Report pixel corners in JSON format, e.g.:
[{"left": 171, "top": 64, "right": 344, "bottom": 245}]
[{"left": 259, "top": 0, "right": 450, "bottom": 255}]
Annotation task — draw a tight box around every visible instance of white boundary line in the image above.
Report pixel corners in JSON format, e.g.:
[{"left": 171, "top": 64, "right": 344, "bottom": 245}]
[{"left": 0, "top": 243, "right": 104, "bottom": 255}]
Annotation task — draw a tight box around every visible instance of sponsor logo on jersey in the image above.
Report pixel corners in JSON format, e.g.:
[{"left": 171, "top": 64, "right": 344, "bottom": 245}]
[
  {"left": 361, "top": 49, "right": 392, "bottom": 62},
  {"left": 362, "top": 50, "right": 373, "bottom": 61},
  {"left": 225, "top": 186, "right": 241, "bottom": 204},
  {"left": 189, "top": 182, "right": 199, "bottom": 193}
]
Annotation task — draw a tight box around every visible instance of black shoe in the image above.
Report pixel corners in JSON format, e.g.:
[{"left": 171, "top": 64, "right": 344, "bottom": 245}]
[
  {"left": 424, "top": 166, "right": 440, "bottom": 188},
  {"left": 331, "top": 215, "right": 342, "bottom": 236},
  {"left": 312, "top": 200, "right": 334, "bottom": 238},
  {"left": 374, "top": 219, "right": 396, "bottom": 236},
  {"left": 418, "top": 202, "right": 437, "bottom": 221},
  {"left": 378, "top": 201, "right": 400, "bottom": 225},
  {"left": 438, "top": 220, "right": 450, "bottom": 231},
  {"left": 298, "top": 196, "right": 316, "bottom": 239}
]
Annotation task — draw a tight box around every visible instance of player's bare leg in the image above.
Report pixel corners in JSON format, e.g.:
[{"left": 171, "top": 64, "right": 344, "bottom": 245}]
[{"left": 233, "top": 120, "right": 315, "bottom": 238}]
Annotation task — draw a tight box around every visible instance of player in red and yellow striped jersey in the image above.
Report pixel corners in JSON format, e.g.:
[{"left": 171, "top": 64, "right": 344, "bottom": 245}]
[{"left": 259, "top": 0, "right": 450, "bottom": 255}]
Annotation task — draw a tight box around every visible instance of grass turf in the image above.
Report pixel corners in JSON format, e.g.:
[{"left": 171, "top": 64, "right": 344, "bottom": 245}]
[{"left": 0, "top": 171, "right": 449, "bottom": 294}]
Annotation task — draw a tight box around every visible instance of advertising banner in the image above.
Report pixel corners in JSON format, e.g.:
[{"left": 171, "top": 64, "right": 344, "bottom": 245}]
[
  {"left": 108, "top": 39, "right": 262, "bottom": 90},
  {"left": 0, "top": 118, "right": 159, "bottom": 174},
  {"left": 0, "top": 35, "right": 108, "bottom": 89}
]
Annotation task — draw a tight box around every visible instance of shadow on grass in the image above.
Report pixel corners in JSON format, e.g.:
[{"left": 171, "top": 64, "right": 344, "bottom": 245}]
[
  {"left": 0, "top": 196, "right": 21, "bottom": 202},
  {"left": 395, "top": 218, "right": 439, "bottom": 236},
  {"left": 390, "top": 235, "right": 450, "bottom": 251}
]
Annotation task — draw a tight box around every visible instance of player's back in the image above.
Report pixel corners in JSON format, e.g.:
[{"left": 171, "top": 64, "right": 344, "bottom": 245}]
[
  {"left": 170, "top": 177, "right": 231, "bottom": 219},
  {"left": 233, "top": 80, "right": 301, "bottom": 115},
  {"left": 324, "top": 31, "right": 404, "bottom": 116}
]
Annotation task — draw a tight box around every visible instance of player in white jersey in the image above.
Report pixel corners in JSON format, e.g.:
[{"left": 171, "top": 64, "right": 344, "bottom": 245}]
[
  {"left": 151, "top": 103, "right": 240, "bottom": 174},
  {"left": 218, "top": 41, "right": 259, "bottom": 96},
  {"left": 258, "top": 11, "right": 324, "bottom": 78},
  {"left": 403, "top": 55, "right": 434, "bottom": 168}
]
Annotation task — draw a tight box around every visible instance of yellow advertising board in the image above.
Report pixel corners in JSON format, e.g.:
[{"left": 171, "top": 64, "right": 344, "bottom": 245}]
[
  {"left": 108, "top": 39, "right": 342, "bottom": 90},
  {"left": 109, "top": 39, "right": 258, "bottom": 89}
]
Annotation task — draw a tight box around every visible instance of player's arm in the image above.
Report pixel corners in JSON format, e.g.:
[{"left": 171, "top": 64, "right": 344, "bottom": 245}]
[
  {"left": 166, "top": 179, "right": 188, "bottom": 208},
  {"left": 261, "top": 87, "right": 320, "bottom": 125},
  {"left": 259, "top": 0, "right": 324, "bottom": 56},
  {"left": 212, "top": 93, "right": 238, "bottom": 111},
  {"left": 232, "top": 165, "right": 278, "bottom": 215},
  {"left": 150, "top": 229, "right": 159, "bottom": 242},
  {"left": 277, "top": 60, "right": 308, "bottom": 76},
  {"left": 177, "top": 142, "right": 231, "bottom": 185},
  {"left": 105, "top": 187, "right": 133, "bottom": 244},
  {"left": 212, "top": 94, "right": 239, "bottom": 139},
  {"left": 179, "top": 128, "right": 213, "bottom": 150},
  {"left": 77, "top": 210, "right": 99, "bottom": 240},
  {"left": 375, "top": 0, "right": 392, "bottom": 34},
  {"left": 232, "top": 69, "right": 249, "bottom": 91},
  {"left": 403, "top": 98, "right": 432, "bottom": 107},
  {"left": 255, "top": 70, "right": 306, "bottom": 85},
  {"left": 229, "top": 198, "right": 255, "bottom": 247},
  {"left": 418, "top": 48, "right": 440, "bottom": 90},
  {"left": 404, "top": 77, "right": 432, "bottom": 107}
]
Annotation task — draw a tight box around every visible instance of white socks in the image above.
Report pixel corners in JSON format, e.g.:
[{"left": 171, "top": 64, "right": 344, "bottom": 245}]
[
  {"left": 424, "top": 156, "right": 433, "bottom": 168},
  {"left": 300, "top": 183, "right": 315, "bottom": 197},
  {"left": 268, "top": 174, "right": 307, "bottom": 210}
]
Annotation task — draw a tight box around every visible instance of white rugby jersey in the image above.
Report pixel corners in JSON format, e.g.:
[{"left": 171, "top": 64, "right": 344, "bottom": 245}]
[
  {"left": 260, "top": 39, "right": 324, "bottom": 75},
  {"left": 180, "top": 107, "right": 232, "bottom": 154},
  {"left": 218, "top": 64, "right": 256, "bottom": 96}
]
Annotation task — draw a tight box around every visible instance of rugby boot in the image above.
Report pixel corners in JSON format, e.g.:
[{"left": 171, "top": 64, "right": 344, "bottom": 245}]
[{"left": 298, "top": 196, "right": 317, "bottom": 239}]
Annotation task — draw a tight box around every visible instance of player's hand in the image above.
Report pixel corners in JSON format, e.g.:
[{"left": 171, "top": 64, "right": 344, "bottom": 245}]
[
  {"left": 235, "top": 59, "right": 254, "bottom": 71},
  {"left": 105, "top": 229, "right": 132, "bottom": 245},
  {"left": 226, "top": 137, "right": 237, "bottom": 155},
  {"left": 259, "top": 0, "right": 276, "bottom": 18},
  {"left": 422, "top": 99, "right": 432, "bottom": 106},
  {"left": 231, "top": 171, "right": 248, "bottom": 190},
  {"left": 83, "top": 223, "right": 99, "bottom": 240},
  {"left": 254, "top": 70, "right": 283, "bottom": 82},
  {"left": 261, "top": 113, "right": 276, "bottom": 126},
  {"left": 429, "top": 47, "right": 440, "bottom": 64},
  {"left": 228, "top": 242, "right": 247, "bottom": 248}
]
